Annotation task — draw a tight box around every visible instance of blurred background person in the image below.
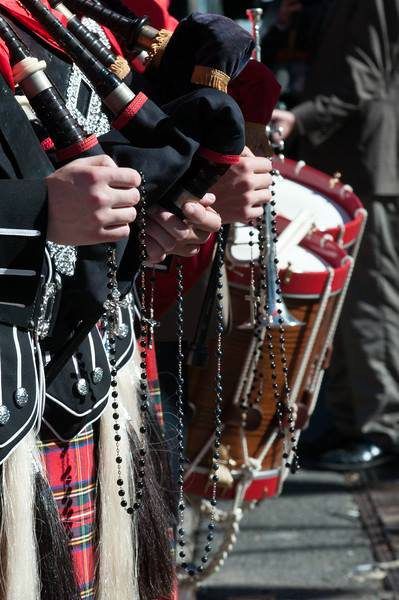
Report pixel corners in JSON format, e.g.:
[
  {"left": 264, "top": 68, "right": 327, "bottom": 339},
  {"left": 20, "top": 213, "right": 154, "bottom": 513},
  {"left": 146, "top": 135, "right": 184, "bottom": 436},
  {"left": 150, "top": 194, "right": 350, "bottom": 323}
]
[
  {"left": 261, "top": 0, "right": 336, "bottom": 108},
  {"left": 170, "top": 1, "right": 277, "bottom": 30},
  {"left": 272, "top": 0, "right": 399, "bottom": 470},
  {"left": 222, "top": 0, "right": 267, "bottom": 20},
  {"left": 170, "top": 0, "right": 223, "bottom": 18}
]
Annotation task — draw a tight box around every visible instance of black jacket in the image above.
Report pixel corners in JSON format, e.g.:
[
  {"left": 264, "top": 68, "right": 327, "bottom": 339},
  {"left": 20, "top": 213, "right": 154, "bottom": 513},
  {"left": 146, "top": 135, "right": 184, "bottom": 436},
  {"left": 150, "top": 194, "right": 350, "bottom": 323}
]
[
  {"left": 0, "top": 76, "right": 122, "bottom": 457},
  {"left": 0, "top": 76, "right": 51, "bottom": 462},
  {"left": 0, "top": 74, "right": 49, "bottom": 328}
]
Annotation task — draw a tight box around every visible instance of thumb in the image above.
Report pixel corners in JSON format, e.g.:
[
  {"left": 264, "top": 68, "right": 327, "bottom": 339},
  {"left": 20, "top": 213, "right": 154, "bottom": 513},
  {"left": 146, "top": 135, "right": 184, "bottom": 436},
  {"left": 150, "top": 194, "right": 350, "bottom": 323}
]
[
  {"left": 241, "top": 145, "right": 255, "bottom": 158},
  {"left": 199, "top": 193, "right": 216, "bottom": 207},
  {"left": 272, "top": 109, "right": 284, "bottom": 120}
]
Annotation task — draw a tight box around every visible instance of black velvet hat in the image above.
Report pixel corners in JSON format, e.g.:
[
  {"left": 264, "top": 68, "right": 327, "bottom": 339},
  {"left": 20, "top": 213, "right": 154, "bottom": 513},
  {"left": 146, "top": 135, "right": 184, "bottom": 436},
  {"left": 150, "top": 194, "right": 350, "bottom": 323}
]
[
  {"left": 58, "top": 1, "right": 254, "bottom": 100},
  {"left": 149, "top": 12, "right": 254, "bottom": 103}
]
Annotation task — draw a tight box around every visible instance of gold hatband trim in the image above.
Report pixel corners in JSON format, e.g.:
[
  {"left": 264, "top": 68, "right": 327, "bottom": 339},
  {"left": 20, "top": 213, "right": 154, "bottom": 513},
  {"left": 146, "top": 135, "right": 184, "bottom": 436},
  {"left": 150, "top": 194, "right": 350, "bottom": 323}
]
[
  {"left": 191, "top": 65, "right": 230, "bottom": 93},
  {"left": 145, "top": 29, "right": 173, "bottom": 68},
  {"left": 110, "top": 56, "right": 131, "bottom": 80}
]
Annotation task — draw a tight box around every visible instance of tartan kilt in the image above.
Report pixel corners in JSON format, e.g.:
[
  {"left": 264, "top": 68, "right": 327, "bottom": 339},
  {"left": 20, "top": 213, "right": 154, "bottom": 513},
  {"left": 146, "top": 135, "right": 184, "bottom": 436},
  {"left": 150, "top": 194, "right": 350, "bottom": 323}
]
[
  {"left": 38, "top": 426, "right": 97, "bottom": 600},
  {"left": 144, "top": 339, "right": 165, "bottom": 430},
  {"left": 38, "top": 343, "right": 166, "bottom": 599}
]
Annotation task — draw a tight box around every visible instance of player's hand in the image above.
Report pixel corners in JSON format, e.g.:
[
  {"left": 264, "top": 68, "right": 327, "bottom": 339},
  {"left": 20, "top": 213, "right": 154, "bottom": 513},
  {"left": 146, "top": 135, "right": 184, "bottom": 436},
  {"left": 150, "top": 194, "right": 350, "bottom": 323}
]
[
  {"left": 271, "top": 109, "right": 296, "bottom": 139},
  {"left": 145, "top": 194, "right": 221, "bottom": 263},
  {"left": 210, "top": 147, "right": 273, "bottom": 224},
  {"left": 277, "top": 0, "right": 303, "bottom": 28},
  {"left": 46, "top": 154, "right": 140, "bottom": 245}
]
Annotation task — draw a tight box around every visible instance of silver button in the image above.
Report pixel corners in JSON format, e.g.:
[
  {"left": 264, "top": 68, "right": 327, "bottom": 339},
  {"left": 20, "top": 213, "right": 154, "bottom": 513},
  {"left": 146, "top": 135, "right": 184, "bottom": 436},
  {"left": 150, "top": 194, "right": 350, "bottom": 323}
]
[
  {"left": 0, "top": 406, "right": 10, "bottom": 425},
  {"left": 111, "top": 288, "right": 121, "bottom": 301},
  {"left": 75, "top": 378, "right": 89, "bottom": 397},
  {"left": 91, "top": 367, "right": 104, "bottom": 384},
  {"left": 117, "top": 323, "right": 129, "bottom": 339},
  {"left": 14, "top": 387, "right": 29, "bottom": 407}
]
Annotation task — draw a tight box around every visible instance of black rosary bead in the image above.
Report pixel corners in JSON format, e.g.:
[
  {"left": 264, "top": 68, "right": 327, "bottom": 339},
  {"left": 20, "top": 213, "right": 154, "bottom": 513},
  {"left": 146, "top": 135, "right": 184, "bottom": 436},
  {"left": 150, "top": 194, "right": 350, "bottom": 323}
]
[{"left": 175, "top": 230, "right": 226, "bottom": 577}]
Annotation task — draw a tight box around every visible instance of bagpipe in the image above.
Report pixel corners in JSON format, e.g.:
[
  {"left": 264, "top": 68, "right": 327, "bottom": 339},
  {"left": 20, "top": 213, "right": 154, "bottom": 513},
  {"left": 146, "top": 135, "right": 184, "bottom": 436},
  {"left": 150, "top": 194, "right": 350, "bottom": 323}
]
[
  {"left": 0, "top": 0, "right": 250, "bottom": 215},
  {"left": 0, "top": 0, "right": 247, "bottom": 356},
  {"left": 55, "top": 0, "right": 255, "bottom": 100}
]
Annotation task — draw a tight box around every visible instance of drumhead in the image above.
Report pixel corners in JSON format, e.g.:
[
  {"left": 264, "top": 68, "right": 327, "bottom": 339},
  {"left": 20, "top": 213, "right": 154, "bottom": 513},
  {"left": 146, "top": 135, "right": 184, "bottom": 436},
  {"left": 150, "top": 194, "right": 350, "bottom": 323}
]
[
  {"left": 229, "top": 224, "right": 259, "bottom": 262},
  {"left": 229, "top": 225, "right": 328, "bottom": 273},
  {"left": 275, "top": 177, "right": 350, "bottom": 230},
  {"left": 279, "top": 245, "right": 328, "bottom": 272}
]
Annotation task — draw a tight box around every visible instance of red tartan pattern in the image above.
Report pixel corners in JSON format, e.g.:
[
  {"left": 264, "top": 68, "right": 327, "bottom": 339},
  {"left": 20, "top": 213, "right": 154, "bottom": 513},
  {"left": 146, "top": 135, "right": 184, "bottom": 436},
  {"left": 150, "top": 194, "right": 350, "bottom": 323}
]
[
  {"left": 142, "top": 340, "right": 165, "bottom": 430},
  {"left": 38, "top": 427, "right": 97, "bottom": 600},
  {"left": 37, "top": 345, "right": 166, "bottom": 599}
]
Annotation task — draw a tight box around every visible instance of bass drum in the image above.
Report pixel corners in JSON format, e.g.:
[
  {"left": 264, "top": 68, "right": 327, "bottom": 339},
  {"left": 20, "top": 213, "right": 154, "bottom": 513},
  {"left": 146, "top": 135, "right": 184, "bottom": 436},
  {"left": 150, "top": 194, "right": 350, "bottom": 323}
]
[
  {"left": 184, "top": 225, "right": 353, "bottom": 502},
  {"left": 274, "top": 157, "right": 366, "bottom": 251}
]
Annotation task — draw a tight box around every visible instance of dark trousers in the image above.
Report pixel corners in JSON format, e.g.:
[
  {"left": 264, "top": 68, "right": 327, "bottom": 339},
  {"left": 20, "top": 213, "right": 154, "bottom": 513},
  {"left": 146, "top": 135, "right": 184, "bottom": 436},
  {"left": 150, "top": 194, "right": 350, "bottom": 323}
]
[{"left": 325, "top": 196, "right": 399, "bottom": 448}]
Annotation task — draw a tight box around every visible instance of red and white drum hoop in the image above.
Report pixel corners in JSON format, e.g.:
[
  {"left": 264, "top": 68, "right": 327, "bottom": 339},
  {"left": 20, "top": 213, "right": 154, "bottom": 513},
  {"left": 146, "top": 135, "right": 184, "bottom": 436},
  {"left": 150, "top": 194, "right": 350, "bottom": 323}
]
[
  {"left": 273, "top": 157, "right": 367, "bottom": 250},
  {"left": 227, "top": 221, "right": 351, "bottom": 298}
]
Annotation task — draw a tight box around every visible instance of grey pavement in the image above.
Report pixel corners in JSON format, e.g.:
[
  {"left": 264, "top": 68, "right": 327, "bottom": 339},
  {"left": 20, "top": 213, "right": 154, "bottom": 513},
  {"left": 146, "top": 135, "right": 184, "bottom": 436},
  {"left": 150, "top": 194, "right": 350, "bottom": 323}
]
[{"left": 194, "top": 470, "right": 389, "bottom": 600}]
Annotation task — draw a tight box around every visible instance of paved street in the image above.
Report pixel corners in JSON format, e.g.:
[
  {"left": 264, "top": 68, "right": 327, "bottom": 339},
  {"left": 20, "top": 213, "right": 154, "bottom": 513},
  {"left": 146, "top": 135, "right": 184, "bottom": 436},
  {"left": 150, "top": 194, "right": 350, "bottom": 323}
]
[{"left": 195, "top": 470, "right": 388, "bottom": 600}]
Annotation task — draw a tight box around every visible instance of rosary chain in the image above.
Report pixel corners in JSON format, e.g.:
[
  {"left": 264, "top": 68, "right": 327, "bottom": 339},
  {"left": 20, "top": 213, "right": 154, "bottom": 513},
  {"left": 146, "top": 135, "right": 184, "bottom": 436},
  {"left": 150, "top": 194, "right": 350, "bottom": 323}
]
[{"left": 176, "top": 228, "right": 225, "bottom": 576}]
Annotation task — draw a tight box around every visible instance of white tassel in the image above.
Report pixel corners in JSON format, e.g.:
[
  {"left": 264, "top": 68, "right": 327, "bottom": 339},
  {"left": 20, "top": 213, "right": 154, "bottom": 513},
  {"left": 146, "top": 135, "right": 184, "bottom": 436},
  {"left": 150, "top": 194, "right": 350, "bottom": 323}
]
[
  {"left": 97, "top": 353, "right": 141, "bottom": 600},
  {"left": 0, "top": 431, "right": 40, "bottom": 600},
  {"left": 117, "top": 347, "right": 142, "bottom": 436}
]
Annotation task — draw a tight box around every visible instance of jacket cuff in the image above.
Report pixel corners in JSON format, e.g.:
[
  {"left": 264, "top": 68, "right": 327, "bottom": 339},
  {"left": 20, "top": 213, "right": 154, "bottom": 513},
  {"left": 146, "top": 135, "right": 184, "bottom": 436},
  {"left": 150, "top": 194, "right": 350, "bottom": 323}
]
[
  {"left": 293, "top": 99, "right": 346, "bottom": 146},
  {"left": 0, "top": 179, "right": 48, "bottom": 328},
  {"left": 292, "top": 101, "right": 320, "bottom": 135}
]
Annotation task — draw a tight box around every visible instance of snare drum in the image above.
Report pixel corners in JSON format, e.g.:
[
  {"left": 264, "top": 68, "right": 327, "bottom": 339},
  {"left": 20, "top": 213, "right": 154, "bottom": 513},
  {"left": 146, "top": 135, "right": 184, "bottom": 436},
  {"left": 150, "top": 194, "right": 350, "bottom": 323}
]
[
  {"left": 274, "top": 157, "right": 366, "bottom": 250},
  {"left": 184, "top": 225, "right": 353, "bottom": 502}
]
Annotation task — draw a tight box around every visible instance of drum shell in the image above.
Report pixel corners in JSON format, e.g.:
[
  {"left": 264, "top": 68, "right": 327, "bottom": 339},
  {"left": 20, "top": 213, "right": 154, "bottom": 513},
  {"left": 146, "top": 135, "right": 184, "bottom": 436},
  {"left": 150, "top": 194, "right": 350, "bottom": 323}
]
[{"left": 185, "top": 238, "right": 352, "bottom": 501}]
